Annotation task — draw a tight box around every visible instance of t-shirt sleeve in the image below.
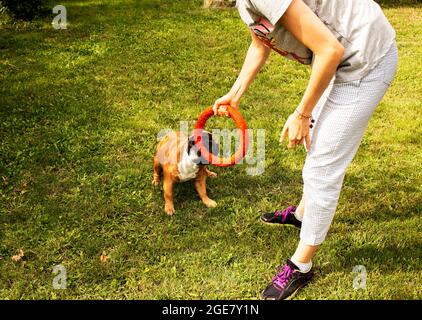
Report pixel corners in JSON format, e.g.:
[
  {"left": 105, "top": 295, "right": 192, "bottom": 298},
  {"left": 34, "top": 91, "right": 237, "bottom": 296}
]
[
  {"left": 237, "top": 0, "right": 293, "bottom": 26},
  {"left": 236, "top": 0, "right": 259, "bottom": 26}
]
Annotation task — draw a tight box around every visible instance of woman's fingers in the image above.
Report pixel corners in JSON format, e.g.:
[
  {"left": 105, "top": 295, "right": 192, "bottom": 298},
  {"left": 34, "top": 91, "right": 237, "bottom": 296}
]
[
  {"left": 305, "top": 134, "right": 311, "bottom": 152},
  {"left": 213, "top": 101, "right": 224, "bottom": 115},
  {"left": 212, "top": 104, "right": 218, "bottom": 115},
  {"left": 288, "top": 135, "right": 311, "bottom": 150},
  {"left": 218, "top": 105, "right": 229, "bottom": 117},
  {"left": 212, "top": 98, "right": 223, "bottom": 115},
  {"left": 288, "top": 129, "right": 297, "bottom": 149},
  {"left": 288, "top": 139, "right": 296, "bottom": 149},
  {"left": 212, "top": 104, "right": 229, "bottom": 117},
  {"left": 280, "top": 125, "right": 288, "bottom": 144}
]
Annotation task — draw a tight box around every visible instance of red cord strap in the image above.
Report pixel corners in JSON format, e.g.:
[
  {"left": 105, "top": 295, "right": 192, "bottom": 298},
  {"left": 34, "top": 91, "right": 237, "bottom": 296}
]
[{"left": 193, "top": 106, "right": 249, "bottom": 167}]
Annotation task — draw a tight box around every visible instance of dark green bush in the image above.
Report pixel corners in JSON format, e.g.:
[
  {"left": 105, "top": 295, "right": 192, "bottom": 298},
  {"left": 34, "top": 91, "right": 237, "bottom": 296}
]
[{"left": 1, "top": 0, "right": 44, "bottom": 20}]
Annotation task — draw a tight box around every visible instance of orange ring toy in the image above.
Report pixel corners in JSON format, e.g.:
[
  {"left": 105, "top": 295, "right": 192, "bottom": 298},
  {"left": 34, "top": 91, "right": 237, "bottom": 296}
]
[{"left": 194, "top": 106, "right": 249, "bottom": 167}]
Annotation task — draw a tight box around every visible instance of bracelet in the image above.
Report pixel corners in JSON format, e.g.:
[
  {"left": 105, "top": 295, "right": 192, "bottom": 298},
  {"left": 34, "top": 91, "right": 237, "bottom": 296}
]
[{"left": 295, "top": 109, "right": 312, "bottom": 119}]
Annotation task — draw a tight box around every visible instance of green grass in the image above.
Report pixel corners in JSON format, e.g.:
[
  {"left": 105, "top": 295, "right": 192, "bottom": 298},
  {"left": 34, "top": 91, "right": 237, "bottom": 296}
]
[{"left": 0, "top": 0, "right": 421, "bottom": 299}]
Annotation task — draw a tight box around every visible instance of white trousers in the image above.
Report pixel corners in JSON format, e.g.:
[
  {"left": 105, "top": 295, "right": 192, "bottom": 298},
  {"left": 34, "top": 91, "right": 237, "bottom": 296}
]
[{"left": 300, "top": 42, "right": 398, "bottom": 246}]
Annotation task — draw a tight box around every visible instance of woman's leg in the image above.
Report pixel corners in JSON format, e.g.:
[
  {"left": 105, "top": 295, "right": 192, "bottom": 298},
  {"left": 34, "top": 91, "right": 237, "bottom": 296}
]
[
  {"left": 262, "top": 43, "right": 398, "bottom": 300},
  {"left": 298, "top": 43, "right": 398, "bottom": 251},
  {"left": 292, "top": 240, "right": 318, "bottom": 262},
  {"left": 295, "top": 196, "right": 305, "bottom": 218},
  {"left": 294, "top": 74, "right": 332, "bottom": 223},
  {"left": 290, "top": 69, "right": 391, "bottom": 264}
]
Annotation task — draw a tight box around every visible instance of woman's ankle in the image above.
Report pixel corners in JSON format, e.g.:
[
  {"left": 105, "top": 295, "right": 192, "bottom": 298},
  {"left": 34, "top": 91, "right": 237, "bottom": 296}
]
[{"left": 294, "top": 205, "right": 304, "bottom": 221}]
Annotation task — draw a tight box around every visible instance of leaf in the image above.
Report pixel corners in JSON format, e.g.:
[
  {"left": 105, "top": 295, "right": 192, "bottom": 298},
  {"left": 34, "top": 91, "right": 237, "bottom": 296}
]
[
  {"left": 100, "top": 252, "right": 108, "bottom": 263},
  {"left": 11, "top": 249, "right": 24, "bottom": 262}
]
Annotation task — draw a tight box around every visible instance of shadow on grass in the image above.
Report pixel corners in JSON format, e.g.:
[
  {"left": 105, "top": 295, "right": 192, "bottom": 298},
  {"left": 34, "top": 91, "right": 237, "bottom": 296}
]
[
  {"left": 340, "top": 167, "right": 421, "bottom": 223},
  {"left": 0, "top": 0, "right": 134, "bottom": 250}
]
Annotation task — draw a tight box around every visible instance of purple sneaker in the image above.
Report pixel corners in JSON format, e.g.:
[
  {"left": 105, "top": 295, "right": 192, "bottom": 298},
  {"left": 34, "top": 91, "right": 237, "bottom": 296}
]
[
  {"left": 260, "top": 206, "right": 302, "bottom": 228},
  {"left": 262, "top": 259, "right": 314, "bottom": 300}
]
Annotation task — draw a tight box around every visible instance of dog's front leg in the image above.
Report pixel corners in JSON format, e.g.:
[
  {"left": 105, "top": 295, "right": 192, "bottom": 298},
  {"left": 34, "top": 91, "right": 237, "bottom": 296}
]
[
  {"left": 152, "top": 156, "right": 162, "bottom": 186},
  {"left": 195, "top": 169, "right": 217, "bottom": 208},
  {"left": 163, "top": 174, "right": 175, "bottom": 215}
]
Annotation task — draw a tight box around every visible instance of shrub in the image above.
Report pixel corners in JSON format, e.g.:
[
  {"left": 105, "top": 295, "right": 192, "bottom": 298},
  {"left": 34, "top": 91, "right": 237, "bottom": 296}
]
[{"left": 1, "top": 0, "right": 44, "bottom": 20}]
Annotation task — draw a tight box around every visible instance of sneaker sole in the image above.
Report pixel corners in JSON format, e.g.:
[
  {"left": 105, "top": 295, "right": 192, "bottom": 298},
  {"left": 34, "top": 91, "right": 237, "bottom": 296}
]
[
  {"left": 261, "top": 278, "right": 312, "bottom": 300},
  {"left": 284, "top": 284, "right": 304, "bottom": 300},
  {"left": 260, "top": 218, "right": 300, "bottom": 229}
]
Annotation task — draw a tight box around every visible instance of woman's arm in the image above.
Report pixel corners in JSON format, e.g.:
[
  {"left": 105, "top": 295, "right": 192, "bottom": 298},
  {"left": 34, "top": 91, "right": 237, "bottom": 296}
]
[
  {"left": 213, "top": 30, "right": 271, "bottom": 116},
  {"left": 280, "top": 0, "right": 344, "bottom": 116},
  {"left": 279, "top": 0, "right": 344, "bottom": 149}
]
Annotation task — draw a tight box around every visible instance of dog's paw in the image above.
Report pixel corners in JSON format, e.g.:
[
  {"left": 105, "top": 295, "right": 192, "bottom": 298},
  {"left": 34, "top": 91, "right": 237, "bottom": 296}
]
[
  {"left": 152, "top": 175, "right": 160, "bottom": 186},
  {"left": 165, "top": 205, "right": 175, "bottom": 216},
  {"left": 207, "top": 171, "right": 218, "bottom": 178},
  {"left": 203, "top": 198, "right": 217, "bottom": 208}
]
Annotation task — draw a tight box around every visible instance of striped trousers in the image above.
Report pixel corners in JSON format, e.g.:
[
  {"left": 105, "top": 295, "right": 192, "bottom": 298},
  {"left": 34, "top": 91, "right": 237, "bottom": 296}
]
[{"left": 300, "top": 42, "right": 398, "bottom": 246}]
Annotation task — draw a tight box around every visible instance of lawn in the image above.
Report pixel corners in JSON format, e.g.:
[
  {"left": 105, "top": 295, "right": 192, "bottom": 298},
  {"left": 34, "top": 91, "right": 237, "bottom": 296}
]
[{"left": 0, "top": 0, "right": 421, "bottom": 299}]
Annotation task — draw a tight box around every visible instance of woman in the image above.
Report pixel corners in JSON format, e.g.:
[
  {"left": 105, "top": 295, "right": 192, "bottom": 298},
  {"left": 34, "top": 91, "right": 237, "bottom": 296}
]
[{"left": 213, "top": 0, "right": 398, "bottom": 300}]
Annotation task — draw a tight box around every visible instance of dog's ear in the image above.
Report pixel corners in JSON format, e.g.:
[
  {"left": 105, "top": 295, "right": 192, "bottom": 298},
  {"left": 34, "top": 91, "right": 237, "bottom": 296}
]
[
  {"left": 195, "top": 131, "right": 220, "bottom": 165},
  {"left": 203, "top": 131, "right": 220, "bottom": 157},
  {"left": 187, "top": 136, "right": 195, "bottom": 154},
  {"left": 188, "top": 131, "right": 219, "bottom": 164},
  {"left": 188, "top": 135, "right": 201, "bottom": 158}
]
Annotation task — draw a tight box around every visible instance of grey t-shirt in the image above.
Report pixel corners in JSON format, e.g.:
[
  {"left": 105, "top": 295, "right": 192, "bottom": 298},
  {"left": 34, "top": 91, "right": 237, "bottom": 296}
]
[{"left": 236, "top": 0, "right": 396, "bottom": 83}]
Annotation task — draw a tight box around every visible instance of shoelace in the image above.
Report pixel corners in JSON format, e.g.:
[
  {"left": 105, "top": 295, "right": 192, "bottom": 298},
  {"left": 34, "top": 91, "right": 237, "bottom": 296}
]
[
  {"left": 272, "top": 264, "right": 295, "bottom": 288},
  {"left": 274, "top": 206, "right": 296, "bottom": 223}
]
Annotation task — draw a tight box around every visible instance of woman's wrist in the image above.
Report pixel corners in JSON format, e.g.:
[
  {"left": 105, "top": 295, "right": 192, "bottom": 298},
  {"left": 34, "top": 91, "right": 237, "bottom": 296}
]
[
  {"left": 229, "top": 83, "right": 244, "bottom": 103},
  {"left": 294, "top": 108, "right": 312, "bottom": 120}
]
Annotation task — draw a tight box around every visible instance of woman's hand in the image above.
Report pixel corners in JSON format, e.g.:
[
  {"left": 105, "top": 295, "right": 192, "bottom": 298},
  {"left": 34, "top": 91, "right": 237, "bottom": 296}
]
[
  {"left": 212, "top": 92, "right": 239, "bottom": 117},
  {"left": 280, "top": 112, "right": 312, "bottom": 151}
]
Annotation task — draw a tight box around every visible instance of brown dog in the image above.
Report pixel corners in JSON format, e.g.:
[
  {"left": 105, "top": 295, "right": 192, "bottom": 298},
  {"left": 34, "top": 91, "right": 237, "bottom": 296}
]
[{"left": 152, "top": 131, "right": 219, "bottom": 215}]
